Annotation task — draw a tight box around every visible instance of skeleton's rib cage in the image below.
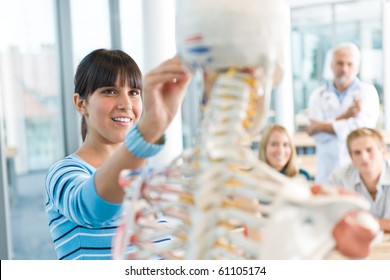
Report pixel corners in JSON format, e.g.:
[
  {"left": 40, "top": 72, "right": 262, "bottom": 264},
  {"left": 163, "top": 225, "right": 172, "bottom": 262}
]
[{"left": 112, "top": 71, "right": 371, "bottom": 260}]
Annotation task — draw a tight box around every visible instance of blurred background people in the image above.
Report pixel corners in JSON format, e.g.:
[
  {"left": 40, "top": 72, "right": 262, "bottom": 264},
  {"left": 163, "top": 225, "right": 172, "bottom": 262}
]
[{"left": 306, "top": 42, "right": 379, "bottom": 184}]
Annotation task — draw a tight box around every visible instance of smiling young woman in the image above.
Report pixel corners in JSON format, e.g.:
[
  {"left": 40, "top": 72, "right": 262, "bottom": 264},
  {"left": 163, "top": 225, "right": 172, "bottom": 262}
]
[
  {"left": 45, "top": 49, "right": 191, "bottom": 260},
  {"left": 258, "top": 124, "right": 311, "bottom": 180}
]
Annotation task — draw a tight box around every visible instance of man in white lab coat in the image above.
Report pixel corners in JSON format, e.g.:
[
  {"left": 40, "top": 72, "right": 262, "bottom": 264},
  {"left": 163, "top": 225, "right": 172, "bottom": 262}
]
[{"left": 306, "top": 42, "right": 379, "bottom": 184}]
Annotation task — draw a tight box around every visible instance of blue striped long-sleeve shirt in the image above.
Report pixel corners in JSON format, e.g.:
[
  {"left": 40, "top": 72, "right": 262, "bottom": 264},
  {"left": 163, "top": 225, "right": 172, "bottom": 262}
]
[{"left": 45, "top": 154, "right": 131, "bottom": 260}]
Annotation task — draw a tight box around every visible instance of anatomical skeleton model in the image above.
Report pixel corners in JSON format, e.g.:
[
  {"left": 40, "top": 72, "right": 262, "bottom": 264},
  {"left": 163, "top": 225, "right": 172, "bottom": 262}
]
[{"left": 112, "top": 0, "right": 380, "bottom": 260}]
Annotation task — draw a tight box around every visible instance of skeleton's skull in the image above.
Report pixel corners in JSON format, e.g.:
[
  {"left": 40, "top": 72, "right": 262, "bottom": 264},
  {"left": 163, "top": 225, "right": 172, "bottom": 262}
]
[{"left": 176, "top": 0, "right": 290, "bottom": 135}]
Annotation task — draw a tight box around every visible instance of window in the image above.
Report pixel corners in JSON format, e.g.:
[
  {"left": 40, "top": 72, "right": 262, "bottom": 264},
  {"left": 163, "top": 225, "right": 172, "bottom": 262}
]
[
  {"left": 70, "top": 0, "right": 111, "bottom": 67},
  {"left": 0, "top": 0, "right": 64, "bottom": 173}
]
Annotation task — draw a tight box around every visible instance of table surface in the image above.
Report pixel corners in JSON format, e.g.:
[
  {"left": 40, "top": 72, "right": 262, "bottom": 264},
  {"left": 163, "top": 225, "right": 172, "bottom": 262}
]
[{"left": 5, "top": 146, "right": 17, "bottom": 158}]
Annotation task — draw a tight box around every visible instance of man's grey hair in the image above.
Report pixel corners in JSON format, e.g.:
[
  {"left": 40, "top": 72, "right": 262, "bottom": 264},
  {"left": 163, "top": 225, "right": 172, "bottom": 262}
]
[{"left": 332, "top": 42, "right": 361, "bottom": 65}]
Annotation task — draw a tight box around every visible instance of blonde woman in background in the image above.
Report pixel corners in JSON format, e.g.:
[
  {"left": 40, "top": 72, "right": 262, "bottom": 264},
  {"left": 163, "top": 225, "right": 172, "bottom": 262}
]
[{"left": 259, "top": 124, "right": 311, "bottom": 180}]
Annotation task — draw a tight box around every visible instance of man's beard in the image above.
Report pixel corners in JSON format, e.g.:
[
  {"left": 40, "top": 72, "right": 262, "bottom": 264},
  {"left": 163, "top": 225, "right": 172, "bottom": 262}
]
[{"left": 335, "top": 75, "right": 353, "bottom": 88}]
